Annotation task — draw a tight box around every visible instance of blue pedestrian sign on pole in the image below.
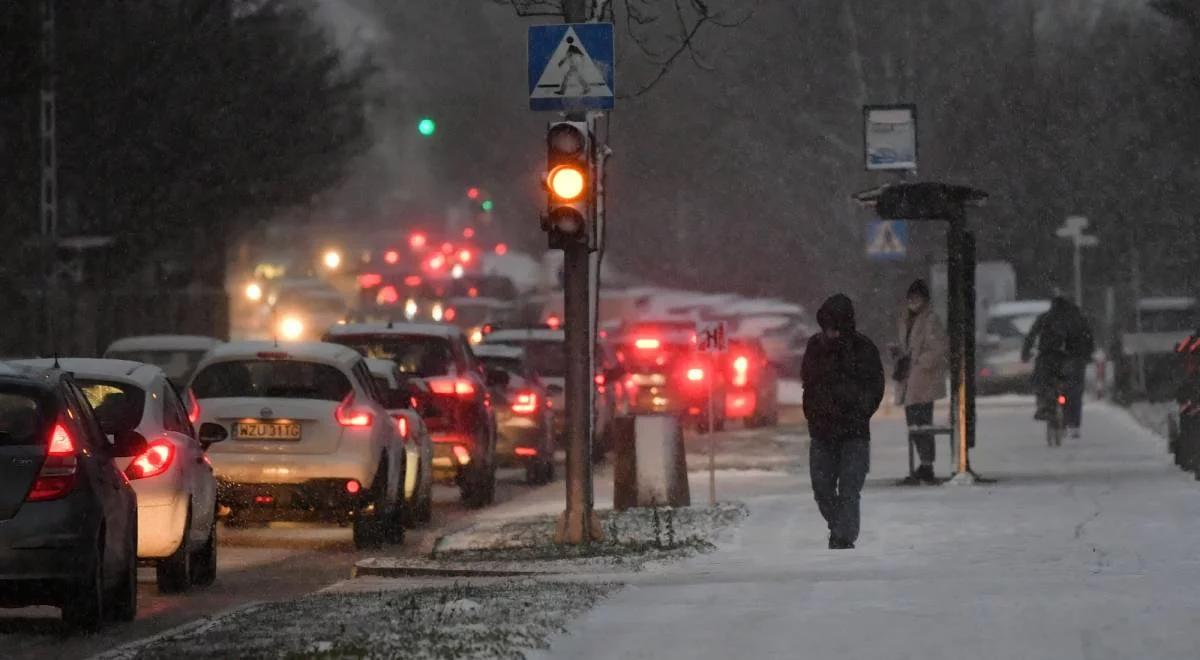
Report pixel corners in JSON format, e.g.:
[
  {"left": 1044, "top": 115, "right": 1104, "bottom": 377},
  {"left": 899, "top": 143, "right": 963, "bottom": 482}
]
[
  {"left": 528, "top": 23, "right": 615, "bottom": 112},
  {"left": 866, "top": 220, "right": 908, "bottom": 260}
]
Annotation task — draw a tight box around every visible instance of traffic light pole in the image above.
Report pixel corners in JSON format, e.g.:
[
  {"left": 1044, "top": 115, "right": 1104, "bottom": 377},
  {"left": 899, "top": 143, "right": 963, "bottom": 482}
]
[{"left": 554, "top": 0, "right": 602, "bottom": 545}]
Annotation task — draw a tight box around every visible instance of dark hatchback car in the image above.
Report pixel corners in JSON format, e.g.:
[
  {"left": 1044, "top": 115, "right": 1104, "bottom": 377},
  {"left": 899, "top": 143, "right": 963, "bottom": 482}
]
[
  {"left": 0, "top": 363, "right": 140, "bottom": 629},
  {"left": 325, "top": 322, "right": 501, "bottom": 508},
  {"left": 472, "top": 344, "right": 556, "bottom": 485}
]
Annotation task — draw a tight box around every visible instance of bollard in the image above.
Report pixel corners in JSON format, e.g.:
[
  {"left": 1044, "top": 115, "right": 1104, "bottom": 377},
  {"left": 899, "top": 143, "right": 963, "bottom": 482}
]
[{"left": 612, "top": 414, "right": 690, "bottom": 510}]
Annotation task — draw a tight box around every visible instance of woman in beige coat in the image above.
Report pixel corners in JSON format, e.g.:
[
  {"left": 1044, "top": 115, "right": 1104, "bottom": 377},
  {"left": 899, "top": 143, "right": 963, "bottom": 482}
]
[{"left": 893, "top": 279, "right": 948, "bottom": 484}]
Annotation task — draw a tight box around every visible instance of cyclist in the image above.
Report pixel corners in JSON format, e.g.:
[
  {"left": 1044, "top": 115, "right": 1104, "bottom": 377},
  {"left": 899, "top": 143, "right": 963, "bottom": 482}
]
[{"left": 1021, "top": 296, "right": 1095, "bottom": 437}]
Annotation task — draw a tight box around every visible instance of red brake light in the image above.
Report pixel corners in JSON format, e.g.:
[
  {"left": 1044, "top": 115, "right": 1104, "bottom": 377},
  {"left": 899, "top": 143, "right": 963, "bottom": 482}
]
[
  {"left": 358, "top": 273, "right": 383, "bottom": 288},
  {"left": 336, "top": 393, "right": 374, "bottom": 427},
  {"left": 463, "top": 227, "right": 476, "bottom": 238},
  {"left": 494, "top": 243, "right": 508, "bottom": 255},
  {"left": 458, "top": 249, "right": 472, "bottom": 264},
  {"left": 404, "top": 275, "right": 423, "bottom": 287},
  {"left": 429, "top": 378, "right": 477, "bottom": 398},
  {"left": 445, "top": 307, "right": 457, "bottom": 322},
  {"left": 635, "top": 338, "right": 661, "bottom": 350},
  {"left": 441, "top": 242, "right": 454, "bottom": 255},
  {"left": 546, "top": 315, "right": 561, "bottom": 330},
  {"left": 126, "top": 440, "right": 175, "bottom": 480},
  {"left": 393, "top": 414, "right": 409, "bottom": 438},
  {"left": 428, "top": 254, "right": 446, "bottom": 271},
  {"left": 409, "top": 233, "right": 427, "bottom": 249},
  {"left": 512, "top": 391, "right": 539, "bottom": 414},
  {"left": 377, "top": 285, "right": 400, "bottom": 305},
  {"left": 1057, "top": 394, "right": 1067, "bottom": 406},
  {"left": 384, "top": 250, "right": 400, "bottom": 265},
  {"left": 186, "top": 389, "right": 201, "bottom": 424},
  {"left": 27, "top": 423, "right": 78, "bottom": 502},
  {"left": 732, "top": 355, "right": 750, "bottom": 387},
  {"left": 686, "top": 367, "right": 705, "bottom": 382},
  {"left": 515, "top": 447, "right": 538, "bottom": 457}
]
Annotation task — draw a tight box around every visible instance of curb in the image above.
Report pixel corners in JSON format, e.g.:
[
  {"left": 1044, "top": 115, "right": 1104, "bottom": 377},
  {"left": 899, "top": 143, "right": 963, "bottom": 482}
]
[{"left": 352, "top": 563, "right": 553, "bottom": 579}]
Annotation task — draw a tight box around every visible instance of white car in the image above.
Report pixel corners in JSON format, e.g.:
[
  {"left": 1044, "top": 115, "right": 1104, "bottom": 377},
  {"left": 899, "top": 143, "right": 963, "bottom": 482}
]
[
  {"left": 10, "top": 358, "right": 220, "bottom": 593},
  {"left": 104, "top": 335, "right": 224, "bottom": 390},
  {"left": 364, "top": 357, "right": 434, "bottom": 525},
  {"left": 187, "top": 341, "right": 405, "bottom": 549}
]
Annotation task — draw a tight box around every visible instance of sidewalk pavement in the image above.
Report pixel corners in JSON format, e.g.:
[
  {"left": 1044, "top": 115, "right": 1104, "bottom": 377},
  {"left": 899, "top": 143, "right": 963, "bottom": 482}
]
[{"left": 536, "top": 400, "right": 1200, "bottom": 660}]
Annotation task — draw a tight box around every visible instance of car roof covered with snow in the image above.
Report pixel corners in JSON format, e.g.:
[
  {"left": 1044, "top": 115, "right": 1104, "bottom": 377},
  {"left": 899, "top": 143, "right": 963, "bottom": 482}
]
[
  {"left": 197, "top": 341, "right": 364, "bottom": 371},
  {"left": 105, "top": 335, "right": 224, "bottom": 353},
  {"left": 8, "top": 358, "right": 164, "bottom": 389},
  {"left": 1138, "top": 297, "right": 1197, "bottom": 311},
  {"left": 363, "top": 357, "right": 400, "bottom": 380},
  {"left": 472, "top": 344, "right": 524, "bottom": 360},
  {"left": 484, "top": 328, "right": 564, "bottom": 343},
  {"left": 325, "top": 322, "right": 465, "bottom": 340},
  {"left": 987, "top": 300, "right": 1051, "bottom": 319}
]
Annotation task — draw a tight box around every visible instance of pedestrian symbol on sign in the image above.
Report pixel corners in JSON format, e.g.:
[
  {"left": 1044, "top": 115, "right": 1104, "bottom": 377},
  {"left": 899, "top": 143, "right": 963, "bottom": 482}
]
[{"left": 865, "top": 220, "right": 908, "bottom": 261}]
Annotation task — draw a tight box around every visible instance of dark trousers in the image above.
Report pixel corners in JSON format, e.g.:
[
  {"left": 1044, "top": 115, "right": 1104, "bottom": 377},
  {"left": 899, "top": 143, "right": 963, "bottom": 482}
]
[
  {"left": 1035, "top": 358, "right": 1086, "bottom": 427},
  {"left": 905, "top": 403, "right": 935, "bottom": 466},
  {"left": 809, "top": 438, "right": 870, "bottom": 544}
]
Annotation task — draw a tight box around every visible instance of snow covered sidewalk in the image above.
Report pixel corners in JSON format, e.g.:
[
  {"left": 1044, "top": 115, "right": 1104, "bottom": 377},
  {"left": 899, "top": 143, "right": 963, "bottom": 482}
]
[{"left": 537, "top": 401, "right": 1200, "bottom": 660}]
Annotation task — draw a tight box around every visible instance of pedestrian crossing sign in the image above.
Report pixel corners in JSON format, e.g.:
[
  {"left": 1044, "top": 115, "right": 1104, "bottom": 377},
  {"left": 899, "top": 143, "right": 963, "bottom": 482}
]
[
  {"left": 866, "top": 220, "right": 908, "bottom": 260},
  {"left": 528, "top": 23, "right": 615, "bottom": 112}
]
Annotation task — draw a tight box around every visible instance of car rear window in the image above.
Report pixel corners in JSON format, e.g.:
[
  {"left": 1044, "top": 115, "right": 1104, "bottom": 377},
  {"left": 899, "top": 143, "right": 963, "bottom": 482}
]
[
  {"left": 77, "top": 380, "right": 146, "bottom": 433},
  {"left": 191, "top": 360, "right": 352, "bottom": 401},
  {"left": 105, "top": 350, "right": 208, "bottom": 382},
  {"left": 330, "top": 335, "right": 455, "bottom": 377},
  {"left": 621, "top": 343, "right": 690, "bottom": 372},
  {"left": 518, "top": 341, "right": 566, "bottom": 378},
  {"left": 0, "top": 389, "right": 47, "bottom": 447}
]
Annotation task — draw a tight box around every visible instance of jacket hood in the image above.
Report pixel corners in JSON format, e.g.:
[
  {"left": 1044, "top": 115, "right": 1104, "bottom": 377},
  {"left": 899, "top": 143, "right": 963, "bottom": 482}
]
[{"left": 817, "top": 294, "right": 856, "bottom": 333}]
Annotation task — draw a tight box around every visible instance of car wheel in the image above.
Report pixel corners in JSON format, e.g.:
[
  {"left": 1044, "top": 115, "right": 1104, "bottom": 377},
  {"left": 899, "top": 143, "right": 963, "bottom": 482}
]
[
  {"left": 62, "top": 534, "right": 104, "bottom": 630},
  {"left": 108, "top": 520, "right": 138, "bottom": 622},
  {"left": 156, "top": 509, "right": 193, "bottom": 594},
  {"left": 353, "top": 458, "right": 400, "bottom": 549},
  {"left": 191, "top": 516, "right": 218, "bottom": 587}
]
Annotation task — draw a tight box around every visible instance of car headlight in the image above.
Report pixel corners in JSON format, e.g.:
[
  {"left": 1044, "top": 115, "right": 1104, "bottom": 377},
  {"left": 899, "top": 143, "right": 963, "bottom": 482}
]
[
  {"left": 405, "top": 299, "right": 418, "bottom": 320},
  {"left": 245, "top": 282, "right": 263, "bottom": 302},
  {"left": 432, "top": 303, "right": 444, "bottom": 322},
  {"left": 279, "top": 316, "right": 305, "bottom": 340}
]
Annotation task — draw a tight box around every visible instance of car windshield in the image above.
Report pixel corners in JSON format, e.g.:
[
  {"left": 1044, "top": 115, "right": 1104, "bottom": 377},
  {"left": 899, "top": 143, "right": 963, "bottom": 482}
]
[
  {"left": 106, "top": 350, "right": 208, "bottom": 383},
  {"left": 191, "top": 360, "right": 352, "bottom": 401},
  {"left": 331, "top": 335, "right": 454, "bottom": 377},
  {"left": 987, "top": 315, "right": 1039, "bottom": 339},
  {"left": 76, "top": 380, "right": 146, "bottom": 433},
  {"left": 0, "top": 389, "right": 46, "bottom": 447}
]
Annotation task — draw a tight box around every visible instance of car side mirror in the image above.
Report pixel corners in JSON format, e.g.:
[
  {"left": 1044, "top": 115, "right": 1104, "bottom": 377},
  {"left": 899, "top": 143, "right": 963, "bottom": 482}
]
[
  {"left": 111, "top": 429, "right": 148, "bottom": 457},
  {"left": 486, "top": 367, "right": 511, "bottom": 388},
  {"left": 198, "top": 422, "right": 228, "bottom": 450}
]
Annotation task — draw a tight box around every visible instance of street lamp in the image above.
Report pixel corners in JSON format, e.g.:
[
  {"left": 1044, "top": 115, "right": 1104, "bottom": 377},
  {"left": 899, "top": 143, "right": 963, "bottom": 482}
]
[
  {"left": 322, "top": 249, "right": 342, "bottom": 271},
  {"left": 1055, "top": 215, "right": 1099, "bottom": 307}
]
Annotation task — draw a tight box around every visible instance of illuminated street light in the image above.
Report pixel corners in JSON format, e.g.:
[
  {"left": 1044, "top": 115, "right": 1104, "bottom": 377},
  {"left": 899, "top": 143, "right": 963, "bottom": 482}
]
[
  {"left": 244, "top": 282, "right": 263, "bottom": 302},
  {"left": 322, "top": 249, "right": 342, "bottom": 271}
]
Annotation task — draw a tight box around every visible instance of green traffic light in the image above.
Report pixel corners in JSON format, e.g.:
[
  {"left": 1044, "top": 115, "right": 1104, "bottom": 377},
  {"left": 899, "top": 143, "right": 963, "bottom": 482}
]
[
  {"left": 481, "top": 200, "right": 494, "bottom": 212},
  {"left": 417, "top": 118, "right": 436, "bottom": 136}
]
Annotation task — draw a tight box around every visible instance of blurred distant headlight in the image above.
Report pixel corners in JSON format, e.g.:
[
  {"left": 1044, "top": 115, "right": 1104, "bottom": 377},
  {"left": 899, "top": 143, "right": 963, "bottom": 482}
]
[
  {"left": 322, "top": 249, "right": 342, "bottom": 271},
  {"left": 469, "top": 328, "right": 484, "bottom": 345},
  {"left": 404, "top": 299, "right": 418, "bottom": 320},
  {"left": 432, "top": 303, "right": 445, "bottom": 322},
  {"left": 450, "top": 264, "right": 464, "bottom": 279},
  {"left": 279, "top": 316, "right": 305, "bottom": 341},
  {"left": 245, "top": 282, "right": 263, "bottom": 302}
]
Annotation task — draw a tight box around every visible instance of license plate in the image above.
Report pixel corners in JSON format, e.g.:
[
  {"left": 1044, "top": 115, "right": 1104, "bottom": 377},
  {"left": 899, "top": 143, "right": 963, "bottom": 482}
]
[{"left": 236, "top": 421, "right": 301, "bottom": 441}]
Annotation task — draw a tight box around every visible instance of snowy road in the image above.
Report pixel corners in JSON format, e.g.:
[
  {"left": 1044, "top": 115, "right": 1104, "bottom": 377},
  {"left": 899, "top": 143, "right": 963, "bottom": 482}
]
[{"left": 539, "top": 400, "right": 1200, "bottom": 660}]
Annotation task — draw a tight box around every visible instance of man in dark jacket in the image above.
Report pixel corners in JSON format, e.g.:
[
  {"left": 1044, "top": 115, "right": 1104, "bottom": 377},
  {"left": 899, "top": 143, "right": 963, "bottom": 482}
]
[
  {"left": 801, "top": 294, "right": 885, "bottom": 549},
  {"left": 1021, "top": 296, "right": 1094, "bottom": 435}
]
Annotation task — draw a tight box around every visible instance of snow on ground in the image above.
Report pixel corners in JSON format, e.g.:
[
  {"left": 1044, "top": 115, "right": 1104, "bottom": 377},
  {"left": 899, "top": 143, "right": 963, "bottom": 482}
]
[{"left": 536, "top": 401, "right": 1200, "bottom": 660}]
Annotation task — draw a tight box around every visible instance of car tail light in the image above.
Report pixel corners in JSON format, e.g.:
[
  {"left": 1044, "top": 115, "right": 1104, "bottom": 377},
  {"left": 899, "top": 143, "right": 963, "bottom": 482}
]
[
  {"left": 377, "top": 285, "right": 400, "bottom": 305},
  {"left": 357, "top": 273, "right": 383, "bottom": 288},
  {"left": 27, "top": 423, "right": 78, "bottom": 502},
  {"left": 635, "top": 337, "right": 660, "bottom": 350},
  {"left": 126, "top": 440, "right": 175, "bottom": 480},
  {"left": 515, "top": 447, "right": 538, "bottom": 457},
  {"left": 409, "top": 232, "right": 427, "bottom": 249},
  {"left": 384, "top": 250, "right": 400, "bottom": 265},
  {"left": 186, "top": 389, "right": 201, "bottom": 424},
  {"left": 732, "top": 355, "right": 750, "bottom": 387},
  {"left": 453, "top": 445, "right": 472, "bottom": 465},
  {"left": 429, "top": 377, "right": 476, "bottom": 398},
  {"left": 345, "top": 480, "right": 361, "bottom": 494},
  {"left": 393, "top": 414, "right": 409, "bottom": 438},
  {"left": 594, "top": 373, "right": 606, "bottom": 394},
  {"left": 686, "top": 367, "right": 705, "bottom": 382},
  {"left": 546, "top": 315, "right": 561, "bottom": 329},
  {"left": 512, "top": 391, "right": 539, "bottom": 414},
  {"left": 445, "top": 307, "right": 457, "bottom": 322},
  {"left": 1057, "top": 394, "right": 1067, "bottom": 406},
  {"left": 335, "top": 392, "right": 374, "bottom": 427},
  {"left": 404, "top": 275, "right": 423, "bottom": 287}
]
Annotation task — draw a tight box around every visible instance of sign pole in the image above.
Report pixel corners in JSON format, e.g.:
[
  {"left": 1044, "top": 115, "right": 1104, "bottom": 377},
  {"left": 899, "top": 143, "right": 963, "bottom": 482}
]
[{"left": 708, "top": 351, "right": 716, "bottom": 506}]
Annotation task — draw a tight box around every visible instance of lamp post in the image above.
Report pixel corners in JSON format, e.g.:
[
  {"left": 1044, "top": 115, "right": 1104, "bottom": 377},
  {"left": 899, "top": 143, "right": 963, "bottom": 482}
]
[{"left": 1055, "top": 216, "right": 1099, "bottom": 307}]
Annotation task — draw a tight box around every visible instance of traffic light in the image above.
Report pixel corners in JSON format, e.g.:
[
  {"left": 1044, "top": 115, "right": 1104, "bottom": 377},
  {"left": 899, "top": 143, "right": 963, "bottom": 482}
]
[
  {"left": 543, "top": 120, "right": 593, "bottom": 249},
  {"left": 417, "top": 117, "right": 436, "bottom": 137}
]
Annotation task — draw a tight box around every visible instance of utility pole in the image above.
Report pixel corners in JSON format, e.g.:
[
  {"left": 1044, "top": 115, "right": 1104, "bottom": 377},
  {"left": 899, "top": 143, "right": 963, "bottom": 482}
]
[
  {"left": 40, "top": 0, "right": 59, "bottom": 355},
  {"left": 554, "top": 0, "right": 602, "bottom": 545},
  {"left": 1055, "top": 215, "right": 1099, "bottom": 308}
]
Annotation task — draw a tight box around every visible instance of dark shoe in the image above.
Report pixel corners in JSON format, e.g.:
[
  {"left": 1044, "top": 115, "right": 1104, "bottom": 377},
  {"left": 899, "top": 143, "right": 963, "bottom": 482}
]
[
  {"left": 828, "top": 536, "right": 855, "bottom": 550},
  {"left": 916, "top": 464, "right": 938, "bottom": 485},
  {"left": 896, "top": 474, "right": 923, "bottom": 486}
]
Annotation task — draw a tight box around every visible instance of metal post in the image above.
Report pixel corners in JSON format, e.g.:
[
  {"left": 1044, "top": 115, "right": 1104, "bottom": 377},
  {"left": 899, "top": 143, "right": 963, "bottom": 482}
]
[
  {"left": 707, "top": 352, "right": 716, "bottom": 506},
  {"left": 40, "top": 0, "right": 59, "bottom": 355},
  {"left": 963, "top": 230, "right": 977, "bottom": 452},
  {"left": 554, "top": 0, "right": 599, "bottom": 546},
  {"left": 1131, "top": 247, "right": 1146, "bottom": 394},
  {"left": 947, "top": 217, "right": 971, "bottom": 478}
]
